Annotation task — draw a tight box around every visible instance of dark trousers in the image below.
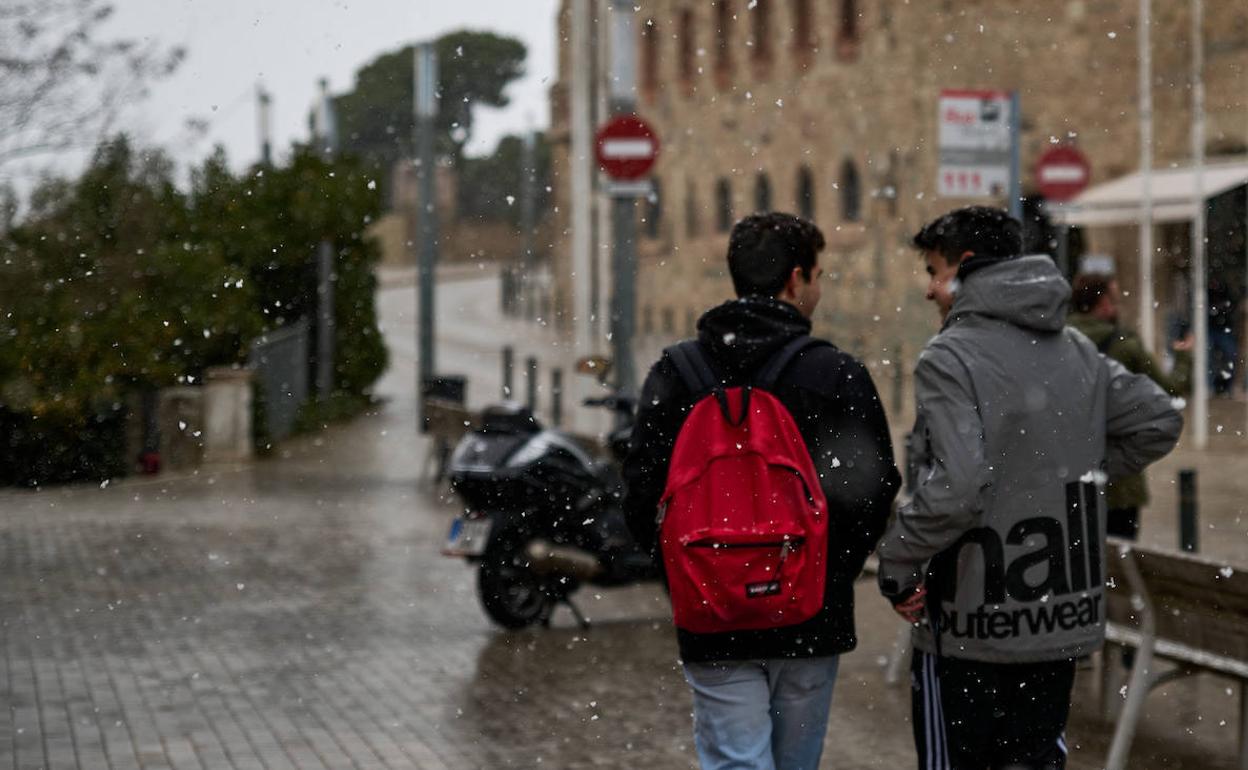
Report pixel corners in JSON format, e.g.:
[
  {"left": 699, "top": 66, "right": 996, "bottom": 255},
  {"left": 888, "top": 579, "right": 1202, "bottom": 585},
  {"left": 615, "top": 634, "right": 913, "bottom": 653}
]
[
  {"left": 911, "top": 651, "right": 1076, "bottom": 769},
  {"left": 1106, "top": 507, "right": 1139, "bottom": 540}
]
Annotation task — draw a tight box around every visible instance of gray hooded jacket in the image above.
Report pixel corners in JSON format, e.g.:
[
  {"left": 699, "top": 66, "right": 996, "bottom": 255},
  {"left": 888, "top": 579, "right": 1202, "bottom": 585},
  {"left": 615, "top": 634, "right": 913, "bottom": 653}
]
[{"left": 877, "top": 255, "right": 1183, "bottom": 663}]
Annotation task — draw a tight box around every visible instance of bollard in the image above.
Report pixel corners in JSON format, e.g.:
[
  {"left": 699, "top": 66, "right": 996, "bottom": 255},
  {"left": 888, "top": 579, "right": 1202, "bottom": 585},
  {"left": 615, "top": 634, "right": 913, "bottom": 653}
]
[
  {"left": 551, "top": 369, "right": 563, "bottom": 427},
  {"left": 526, "top": 356, "right": 538, "bottom": 412},
  {"left": 891, "top": 343, "right": 904, "bottom": 417},
  {"left": 502, "top": 346, "right": 514, "bottom": 399},
  {"left": 1179, "top": 469, "right": 1198, "bottom": 552}
]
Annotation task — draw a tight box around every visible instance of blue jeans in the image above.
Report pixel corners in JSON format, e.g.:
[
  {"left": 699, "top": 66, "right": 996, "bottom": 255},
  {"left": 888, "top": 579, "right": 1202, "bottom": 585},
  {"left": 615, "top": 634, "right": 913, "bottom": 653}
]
[{"left": 682, "top": 656, "right": 840, "bottom": 770}]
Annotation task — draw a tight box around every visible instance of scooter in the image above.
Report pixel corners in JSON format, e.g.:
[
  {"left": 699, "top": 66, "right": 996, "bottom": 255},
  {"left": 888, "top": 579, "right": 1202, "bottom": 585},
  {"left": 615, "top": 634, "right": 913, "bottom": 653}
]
[{"left": 441, "top": 356, "right": 662, "bottom": 629}]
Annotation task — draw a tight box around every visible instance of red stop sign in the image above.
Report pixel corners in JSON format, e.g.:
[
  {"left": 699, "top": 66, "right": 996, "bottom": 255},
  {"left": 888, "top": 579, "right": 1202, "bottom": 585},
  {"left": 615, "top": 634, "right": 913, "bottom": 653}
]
[
  {"left": 595, "top": 115, "right": 659, "bottom": 180},
  {"left": 1034, "top": 146, "right": 1091, "bottom": 202}
]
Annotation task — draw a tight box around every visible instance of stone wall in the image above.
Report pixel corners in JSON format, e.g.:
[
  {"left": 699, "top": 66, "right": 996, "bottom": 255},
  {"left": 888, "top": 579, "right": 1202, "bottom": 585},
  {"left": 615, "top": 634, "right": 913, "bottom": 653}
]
[{"left": 547, "top": 0, "right": 1248, "bottom": 404}]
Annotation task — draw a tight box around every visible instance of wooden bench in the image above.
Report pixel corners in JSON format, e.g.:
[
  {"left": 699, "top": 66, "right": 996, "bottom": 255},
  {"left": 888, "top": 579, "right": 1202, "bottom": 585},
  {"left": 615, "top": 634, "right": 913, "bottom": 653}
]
[
  {"left": 1102, "top": 539, "right": 1248, "bottom": 770},
  {"left": 421, "top": 398, "right": 478, "bottom": 485}
]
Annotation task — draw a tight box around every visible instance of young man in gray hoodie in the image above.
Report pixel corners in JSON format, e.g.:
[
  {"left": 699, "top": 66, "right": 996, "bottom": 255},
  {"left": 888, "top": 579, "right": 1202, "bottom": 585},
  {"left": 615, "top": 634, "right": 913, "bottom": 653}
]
[{"left": 877, "top": 207, "right": 1183, "bottom": 769}]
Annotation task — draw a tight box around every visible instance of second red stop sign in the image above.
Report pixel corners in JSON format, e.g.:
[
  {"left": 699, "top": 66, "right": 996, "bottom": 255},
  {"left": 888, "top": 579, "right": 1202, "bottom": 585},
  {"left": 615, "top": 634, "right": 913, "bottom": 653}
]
[{"left": 595, "top": 115, "right": 660, "bottom": 181}]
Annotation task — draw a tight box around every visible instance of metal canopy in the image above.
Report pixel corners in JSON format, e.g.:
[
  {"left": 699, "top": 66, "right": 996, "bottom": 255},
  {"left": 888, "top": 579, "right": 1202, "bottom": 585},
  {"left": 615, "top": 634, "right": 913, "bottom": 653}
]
[{"left": 1049, "top": 157, "right": 1248, "bottom": 226}]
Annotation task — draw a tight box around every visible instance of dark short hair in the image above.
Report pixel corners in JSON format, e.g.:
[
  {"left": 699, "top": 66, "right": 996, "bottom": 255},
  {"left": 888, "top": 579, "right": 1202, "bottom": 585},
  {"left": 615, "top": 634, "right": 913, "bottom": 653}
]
[
  {"left": 913, "top": 206, "right": 1022, "bottom": 265},
  {"left": 726, "top": 212, "right": 826, "bottom": 297},
  {"left": 1071, "top": 272, "right": 1115, "bottom": 314}
]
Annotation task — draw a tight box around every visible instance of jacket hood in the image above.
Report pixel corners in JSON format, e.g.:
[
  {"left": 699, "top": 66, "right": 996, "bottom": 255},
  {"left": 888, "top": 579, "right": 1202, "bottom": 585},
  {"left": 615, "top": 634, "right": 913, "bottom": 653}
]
[
  {"left": 946, "top": 254, "right": 1070, "bottom": 333},
  {"left": 697, "top": 296, "right": 812, "bottom": 375}
]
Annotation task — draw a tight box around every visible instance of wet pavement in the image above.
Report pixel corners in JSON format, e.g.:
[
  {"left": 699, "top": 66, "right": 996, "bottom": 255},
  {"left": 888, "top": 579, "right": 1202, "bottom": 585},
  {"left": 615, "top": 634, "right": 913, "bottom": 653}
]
[{"left": 2, "top": 268, "right": 1248, "bottom": 769}]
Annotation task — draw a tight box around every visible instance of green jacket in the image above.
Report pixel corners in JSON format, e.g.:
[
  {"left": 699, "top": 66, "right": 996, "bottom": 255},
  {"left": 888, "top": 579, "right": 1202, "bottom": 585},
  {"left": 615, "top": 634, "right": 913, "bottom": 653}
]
[{"left": 1068, "top": 313, "right": 1191, "bottom": 509}]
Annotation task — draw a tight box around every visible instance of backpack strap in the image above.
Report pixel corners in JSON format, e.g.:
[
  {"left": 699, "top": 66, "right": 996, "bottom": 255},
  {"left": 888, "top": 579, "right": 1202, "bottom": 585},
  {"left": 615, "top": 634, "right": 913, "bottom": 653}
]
[
  {"left": 755, "top": 335, "right": 825, "bottom": 391},
  {"left": 665, "top": 340, "right": 719, "bottom": 397}
]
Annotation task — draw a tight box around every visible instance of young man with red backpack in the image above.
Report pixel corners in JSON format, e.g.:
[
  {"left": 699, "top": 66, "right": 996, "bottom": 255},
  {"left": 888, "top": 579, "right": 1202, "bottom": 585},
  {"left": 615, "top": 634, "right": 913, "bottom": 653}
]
[{"left": 623, "top": 212, "right": 901, "bottom": 770}]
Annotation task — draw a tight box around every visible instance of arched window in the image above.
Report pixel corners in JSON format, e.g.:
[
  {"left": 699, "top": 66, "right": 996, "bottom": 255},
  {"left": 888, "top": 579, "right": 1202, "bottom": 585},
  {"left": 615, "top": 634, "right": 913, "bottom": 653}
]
[
  {"left": 678, "top": 9, "right": 696, "bottom": 95},
  {"left": 751, "top": 0, "right": 772, "bottom": 74},
  {"left": 645, "top": 177, "right": 663, "bottom": 238},
  {"left": 641, "top": 18, "right": 660, "bottom": 104},
  {"left": 715, "top": 178, "right": 733, "bottom": 232},
  {"left": 714, "top": 1, "right": 733, "bottom": 90},
  {"left": 754, "top": 173, "right": 772, "bottom": 212},
  {"left": 840, "top": 158, "right": 861, "bottom": 222},
  {"left": 686, "top": 180, "right": 701, "bottom": 237},
  {"left": 791, "top": 0, "right": 815, "bottom": 66},
  {"left": 796, "top": 165, "right": 815, "bottom": 221},
  {"left": 836, "top": 0, "right": 860, "bottom": 61}
]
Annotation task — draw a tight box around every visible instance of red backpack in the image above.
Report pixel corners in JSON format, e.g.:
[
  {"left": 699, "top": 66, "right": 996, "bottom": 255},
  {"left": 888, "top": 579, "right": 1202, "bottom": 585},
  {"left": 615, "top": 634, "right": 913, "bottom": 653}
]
[{"left": 659, "top": 337, "right": 829, "bottom": 634}]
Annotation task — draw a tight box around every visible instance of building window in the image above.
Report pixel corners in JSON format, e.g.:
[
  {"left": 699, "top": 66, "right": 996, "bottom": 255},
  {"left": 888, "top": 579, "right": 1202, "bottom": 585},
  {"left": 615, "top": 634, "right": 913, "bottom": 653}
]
[
  {"left": 840, "top": 158, "right": 861, "bottom": 222},
  {"left": 751, "top": 0, "right": 772, "bottom": 75},
  {"left": 714, "top": 1, "right": 733, "bottom": 90},
  {"left": 661, "top": 306, "right": 676, "bottom": 335},
  {"left": 686, "top": 181, "right": 701, "bottom": 237},
  {"left": 796, "top": 165, "right": 815, "bottom": 221},
  {"left": 716, "top": 178, "right": 733, "bottom": 232},
  {"left": 791, "top": 0, "right": 816, "bottom": 66},
  {"left": 836, "top": 0, "right": 860, "bottom": 61},
  {"left": 754, "top": 173, "right": 772, "bottom": 212},
  {"left": 678, "top": 9, "right": 696, "bottom": 95},
  {"left": 641, "top": 18, "right": 660, "bottom": 104},
  {"left": 645, "top": 178, "right": 663, "bottom": 238}
]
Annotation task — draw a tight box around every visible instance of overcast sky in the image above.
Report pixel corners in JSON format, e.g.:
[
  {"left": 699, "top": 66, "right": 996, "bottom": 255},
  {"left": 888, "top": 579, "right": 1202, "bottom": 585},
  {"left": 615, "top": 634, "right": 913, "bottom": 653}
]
[{"left": 106, "top": 0, "right": 559, "bottom": 172}]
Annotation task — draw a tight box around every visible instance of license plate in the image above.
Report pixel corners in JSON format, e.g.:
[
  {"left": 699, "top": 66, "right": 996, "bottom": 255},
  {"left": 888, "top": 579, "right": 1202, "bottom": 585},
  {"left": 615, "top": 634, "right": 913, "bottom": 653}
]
[{"left": 442, "top": 516, "right": 493, "bottom": 557}]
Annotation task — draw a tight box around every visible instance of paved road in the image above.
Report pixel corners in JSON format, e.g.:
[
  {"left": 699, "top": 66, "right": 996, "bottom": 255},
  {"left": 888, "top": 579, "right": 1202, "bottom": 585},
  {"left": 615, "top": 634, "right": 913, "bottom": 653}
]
[{"left": 3, "top": 270, "right": 1246, "bottom": 769}]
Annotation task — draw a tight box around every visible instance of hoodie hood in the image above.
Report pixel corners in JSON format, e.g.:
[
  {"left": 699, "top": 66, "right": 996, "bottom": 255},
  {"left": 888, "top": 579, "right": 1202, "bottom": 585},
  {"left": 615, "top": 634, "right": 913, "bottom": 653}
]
[
  {"left": 697, "top": 296, "right": 812, "bottom": 376},
  {"left": 946, "top": 254, "right": 1070, "bottom": 333}
]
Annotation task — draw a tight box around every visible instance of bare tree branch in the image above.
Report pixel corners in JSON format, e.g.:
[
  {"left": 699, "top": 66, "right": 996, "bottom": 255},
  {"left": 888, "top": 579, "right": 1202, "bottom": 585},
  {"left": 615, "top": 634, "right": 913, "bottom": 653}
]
[{"left": 0, "top": 0, "right": 183, "bottom": 170}]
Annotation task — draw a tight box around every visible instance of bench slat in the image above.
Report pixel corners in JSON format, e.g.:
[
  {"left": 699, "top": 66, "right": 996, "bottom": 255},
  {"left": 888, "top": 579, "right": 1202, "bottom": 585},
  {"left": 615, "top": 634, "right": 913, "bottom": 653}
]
[{"left": 1105, "top": 543, "right": 1248, "bottom": 665}]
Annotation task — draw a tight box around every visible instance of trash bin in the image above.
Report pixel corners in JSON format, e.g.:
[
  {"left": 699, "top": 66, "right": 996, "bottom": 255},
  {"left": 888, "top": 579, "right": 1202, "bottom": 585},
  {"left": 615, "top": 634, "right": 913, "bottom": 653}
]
[{"left": 421, "top": 375, "right": 468, "bottom": 433}]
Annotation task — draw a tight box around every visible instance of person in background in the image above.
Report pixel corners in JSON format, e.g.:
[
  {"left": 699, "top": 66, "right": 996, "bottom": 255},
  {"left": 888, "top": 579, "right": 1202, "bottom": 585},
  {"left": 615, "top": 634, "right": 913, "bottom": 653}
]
[{"left": 1068, "top": 272, "right": 1191, "bottom": 539}]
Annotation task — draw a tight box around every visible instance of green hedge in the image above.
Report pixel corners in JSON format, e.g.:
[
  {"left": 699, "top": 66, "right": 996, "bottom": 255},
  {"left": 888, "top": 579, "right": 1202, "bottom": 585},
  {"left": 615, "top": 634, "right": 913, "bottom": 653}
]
[{"left": 0, "top": 138, "right": 387, "bottom": 486}]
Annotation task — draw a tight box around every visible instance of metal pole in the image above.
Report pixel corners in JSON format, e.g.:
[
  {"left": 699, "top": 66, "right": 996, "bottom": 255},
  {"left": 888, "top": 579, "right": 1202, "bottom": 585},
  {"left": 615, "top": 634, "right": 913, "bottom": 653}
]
[
  {"left": 1191, "top": 0, "right": 1209, "bottom": 449},
  {"left": 571, "top": 0, "right": 595, "bottom": 352},
  {"left": 1179, "top": 469, "right": 1198, "bottom": 552},
  {"left": 502, "top": 345, "right": 514, "bottom": 399},
  {"left": 521, "top": 127, "right": 537, "bottom": 319},
  {"left": 594, "top": 0, "right": 613, "bottom": 347},
  {"left": 256, "top": 84, "right": 273, "bottom": 166},
  {"left": 1008, "top": 91, "right": 1023, "bottom": 222},
  {"left": 1057, "top": 223, "right": 1071, "bottom": 279},
  {"left": 551, "top": 368, "right": 563, "bottom": 427},
  {"left": 315, "top": 78, "right": 337, "bottom": 399},
  {"left": 415, "top": 44, "right": 440, "bottom": 409},
  {"left": 608, "top": 0, "right": 640, "bottom": 396},
  {"left": 316, "top": 240, "right": 335, "bottom": 397},
  {"left": 1138, "top": 0, "right": 1156, "bottom": 354},
  {"left": 526, "top": 356, "right": 538, "bottom": 412}
]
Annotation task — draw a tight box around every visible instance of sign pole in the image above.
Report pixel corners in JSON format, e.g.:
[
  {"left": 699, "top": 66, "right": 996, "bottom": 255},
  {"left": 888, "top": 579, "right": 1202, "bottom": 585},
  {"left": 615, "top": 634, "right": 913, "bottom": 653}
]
[
  {"left": 415, "top": 43, "right": 440, "bottom": 419},
  {"left": 1008, "top": 91, "right": 1022, "bottom": 222},
  {"left": 607, "top": 0, "right": 639, "bottom": 397},
  {"left": 1138, "top": 0, "right": 1156, "bottom": 354},
  {"left": 1191, "top": 0, "right": 1209, "bottom": 450}
]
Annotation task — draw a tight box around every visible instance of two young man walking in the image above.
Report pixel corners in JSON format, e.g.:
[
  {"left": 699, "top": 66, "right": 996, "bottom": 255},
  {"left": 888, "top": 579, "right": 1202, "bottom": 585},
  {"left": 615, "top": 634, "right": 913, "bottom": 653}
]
[{"left": 624, "top": 206, "right": 1182, "bottom": 769}]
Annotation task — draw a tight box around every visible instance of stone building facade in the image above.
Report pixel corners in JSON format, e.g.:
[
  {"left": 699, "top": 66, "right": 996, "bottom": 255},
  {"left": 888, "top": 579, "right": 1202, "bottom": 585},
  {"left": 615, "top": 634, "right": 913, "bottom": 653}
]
[{"left": 547, "top": 0, "right": 1248, "bottom": 407}]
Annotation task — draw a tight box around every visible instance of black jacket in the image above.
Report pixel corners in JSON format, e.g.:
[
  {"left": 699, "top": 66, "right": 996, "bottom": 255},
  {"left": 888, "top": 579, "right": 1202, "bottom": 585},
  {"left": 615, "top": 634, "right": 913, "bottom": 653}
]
[{"left": 623, "top": 297, "right": 901, "bottom": 662}]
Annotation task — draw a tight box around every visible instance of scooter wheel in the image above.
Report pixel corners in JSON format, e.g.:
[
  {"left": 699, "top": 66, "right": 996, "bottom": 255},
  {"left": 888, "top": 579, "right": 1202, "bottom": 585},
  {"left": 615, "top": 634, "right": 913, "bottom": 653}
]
[{"left": 477, "top": 532, "right": 554, "bottom": 629}]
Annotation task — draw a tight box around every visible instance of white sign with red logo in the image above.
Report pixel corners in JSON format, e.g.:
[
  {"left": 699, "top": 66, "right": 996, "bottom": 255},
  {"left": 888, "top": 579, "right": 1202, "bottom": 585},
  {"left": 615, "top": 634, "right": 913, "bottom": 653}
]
[
  {"left": 937, "top": 89, "right": 1013, "bottom": 198},
  {"left": 1034, "top": 146, "right": 1091, "bottom": 202},
  {"left": 595, "top": 114, "right": 659, "bottom": 181}
]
